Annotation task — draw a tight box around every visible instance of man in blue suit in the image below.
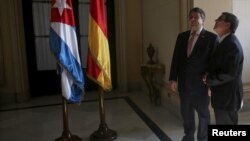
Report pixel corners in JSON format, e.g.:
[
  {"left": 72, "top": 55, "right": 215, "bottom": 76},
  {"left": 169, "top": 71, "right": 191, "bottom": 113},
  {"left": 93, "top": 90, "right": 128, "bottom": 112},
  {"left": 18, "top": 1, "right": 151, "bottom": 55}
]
[
  {"left": 206, "top": 12, "right": 244, "bottom": 125},
  {"left": 169, "top": 7, "right": 217, "bottom": 141}
]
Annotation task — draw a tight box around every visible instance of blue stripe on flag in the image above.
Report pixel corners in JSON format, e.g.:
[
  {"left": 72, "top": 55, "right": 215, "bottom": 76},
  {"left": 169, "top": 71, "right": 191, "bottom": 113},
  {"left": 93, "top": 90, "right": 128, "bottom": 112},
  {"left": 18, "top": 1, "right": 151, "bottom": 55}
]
[
  {"left": 50, "top": 28, "right": 84, "bottom": 88},
  {"left": 69, "top": 83, "right": 83, "bottom": 102}
]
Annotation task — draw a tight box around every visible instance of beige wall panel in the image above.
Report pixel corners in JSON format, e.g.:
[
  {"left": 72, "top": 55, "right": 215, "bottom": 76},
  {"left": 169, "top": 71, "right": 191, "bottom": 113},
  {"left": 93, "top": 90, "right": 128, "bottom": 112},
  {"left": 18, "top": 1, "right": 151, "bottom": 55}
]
[
  {"left": 194, "top": 0, "right": 232, "bottom": 33},
  {"left": 142, "top": 0, "right": 180, "bottom": 82}
]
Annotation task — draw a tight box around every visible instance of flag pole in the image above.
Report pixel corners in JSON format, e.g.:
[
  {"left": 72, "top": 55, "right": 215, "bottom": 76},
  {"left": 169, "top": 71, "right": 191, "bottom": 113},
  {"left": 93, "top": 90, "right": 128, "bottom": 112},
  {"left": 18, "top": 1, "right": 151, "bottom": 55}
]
[
  {"left": 55, "top": 96, "right": 81, "bottom": 141},
  {"left": 90, "top": 87, "right": 117, "bottom": 141}
]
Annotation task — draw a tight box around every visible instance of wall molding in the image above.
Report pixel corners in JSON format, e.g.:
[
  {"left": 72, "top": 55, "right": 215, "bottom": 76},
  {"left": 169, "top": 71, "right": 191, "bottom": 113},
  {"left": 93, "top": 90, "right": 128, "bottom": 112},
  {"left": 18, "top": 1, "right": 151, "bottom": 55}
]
[
  {"left": 0, "top": 25, "right": 5, "bottom": 86},
  {"left": 114, "top": 0, "right": 128, "bottom": 92}
]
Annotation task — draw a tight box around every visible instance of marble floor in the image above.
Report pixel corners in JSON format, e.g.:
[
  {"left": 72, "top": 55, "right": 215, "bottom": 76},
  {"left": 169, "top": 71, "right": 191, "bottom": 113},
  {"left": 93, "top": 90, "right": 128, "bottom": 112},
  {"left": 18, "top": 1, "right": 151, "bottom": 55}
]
[{"left": 0, "top": 90, "right": 249, "bottom": 141}]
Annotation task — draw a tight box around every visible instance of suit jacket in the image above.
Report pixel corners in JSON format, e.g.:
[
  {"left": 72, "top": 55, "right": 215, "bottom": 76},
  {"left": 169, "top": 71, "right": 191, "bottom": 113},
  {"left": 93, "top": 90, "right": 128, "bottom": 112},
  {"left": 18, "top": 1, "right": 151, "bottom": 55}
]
[
  {"left": 169, "top": 29, "right": 218, "bottom": 97},
  {"left": 207, "top": 33, "right": 244, "bottom": 110}
]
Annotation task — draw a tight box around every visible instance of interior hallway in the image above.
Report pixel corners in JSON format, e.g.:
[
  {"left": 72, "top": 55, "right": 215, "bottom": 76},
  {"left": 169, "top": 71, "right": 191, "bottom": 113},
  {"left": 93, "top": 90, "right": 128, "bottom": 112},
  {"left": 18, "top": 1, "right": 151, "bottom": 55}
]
[{"left": 0, "top": 90, "right": 250, "bottom": 141}]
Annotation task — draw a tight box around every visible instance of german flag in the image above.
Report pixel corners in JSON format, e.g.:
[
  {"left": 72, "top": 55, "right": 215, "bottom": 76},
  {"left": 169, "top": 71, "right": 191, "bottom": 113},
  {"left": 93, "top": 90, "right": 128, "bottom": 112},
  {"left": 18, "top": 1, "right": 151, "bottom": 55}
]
[{"left": 87, "top": 0, "right": 112, "bottom": 91}]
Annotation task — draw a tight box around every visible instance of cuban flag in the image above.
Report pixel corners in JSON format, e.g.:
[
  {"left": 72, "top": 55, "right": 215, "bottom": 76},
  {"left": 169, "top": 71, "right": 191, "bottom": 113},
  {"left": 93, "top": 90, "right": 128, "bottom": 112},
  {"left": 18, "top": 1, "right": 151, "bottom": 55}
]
[{"left": 49, "top": 0, "right": 84, "bottom": 102}]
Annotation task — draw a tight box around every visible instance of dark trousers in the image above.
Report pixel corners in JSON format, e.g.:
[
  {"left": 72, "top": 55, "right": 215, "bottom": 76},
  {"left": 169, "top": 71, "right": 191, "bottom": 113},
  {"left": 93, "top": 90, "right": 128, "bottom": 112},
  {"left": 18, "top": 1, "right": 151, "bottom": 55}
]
[
  {"left": 180, "top": 94, "right": 210, "bottom": 141},
  {"left": 214, "top": 109, "right": 238, "bottom": 124}
]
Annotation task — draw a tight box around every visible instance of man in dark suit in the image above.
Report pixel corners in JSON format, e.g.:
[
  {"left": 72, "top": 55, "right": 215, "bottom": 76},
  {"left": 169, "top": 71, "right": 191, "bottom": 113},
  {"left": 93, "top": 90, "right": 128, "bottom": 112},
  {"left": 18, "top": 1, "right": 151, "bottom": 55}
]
[
  {"left": 169, "top": 7, "right": 217, "bottom": 141},
  {"left": 206, "top": 12, "right": 244, "bottom": 125}
]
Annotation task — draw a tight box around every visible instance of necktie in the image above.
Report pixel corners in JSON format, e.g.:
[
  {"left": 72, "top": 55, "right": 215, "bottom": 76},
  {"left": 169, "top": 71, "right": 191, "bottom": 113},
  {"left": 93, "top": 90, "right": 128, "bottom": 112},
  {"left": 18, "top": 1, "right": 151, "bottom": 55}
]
[{"left": 187, "top": 32, "right": 196, "bottom": 57}]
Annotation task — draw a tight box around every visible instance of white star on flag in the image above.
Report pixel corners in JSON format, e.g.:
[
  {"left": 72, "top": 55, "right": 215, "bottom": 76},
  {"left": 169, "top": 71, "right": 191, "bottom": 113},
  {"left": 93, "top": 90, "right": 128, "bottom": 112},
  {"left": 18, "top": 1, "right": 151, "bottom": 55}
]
[{"left": 53, "top": 0, "right": 71, "bottom": 16}]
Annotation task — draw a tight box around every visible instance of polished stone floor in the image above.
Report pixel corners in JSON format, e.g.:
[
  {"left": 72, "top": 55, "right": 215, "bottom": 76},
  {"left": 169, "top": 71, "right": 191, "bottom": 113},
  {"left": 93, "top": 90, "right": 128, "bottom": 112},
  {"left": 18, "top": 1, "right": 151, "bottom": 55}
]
[{"left": 0, "top": 91, "right": 249, "bottom": 141}]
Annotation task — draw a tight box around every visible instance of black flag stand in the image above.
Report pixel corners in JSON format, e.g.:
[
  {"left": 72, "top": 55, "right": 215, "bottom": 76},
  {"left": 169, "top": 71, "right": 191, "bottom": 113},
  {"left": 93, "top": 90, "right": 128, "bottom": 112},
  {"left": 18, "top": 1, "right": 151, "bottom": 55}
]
[
  {"left": 55, "top": 97, "right": 82, "bottom": 141},
  {"left": 90, "top": 88, "right": 117, "bottom": 141}
]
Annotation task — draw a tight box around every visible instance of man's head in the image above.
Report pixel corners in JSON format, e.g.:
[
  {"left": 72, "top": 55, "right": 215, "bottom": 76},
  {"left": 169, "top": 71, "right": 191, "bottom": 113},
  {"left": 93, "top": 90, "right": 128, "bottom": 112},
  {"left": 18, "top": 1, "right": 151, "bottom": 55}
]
[
  {"left": 188, "top": 7, "right": 205, "bottom": 32},
  {"left": 214, "top": 12, "right": 239, "bottom": 36}
]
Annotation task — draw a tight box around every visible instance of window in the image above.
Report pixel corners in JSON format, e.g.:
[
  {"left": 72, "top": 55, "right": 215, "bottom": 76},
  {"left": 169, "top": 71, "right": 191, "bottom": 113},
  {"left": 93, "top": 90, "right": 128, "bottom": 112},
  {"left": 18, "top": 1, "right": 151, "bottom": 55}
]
[{"left": 31, "top": 0, "right": 95, "bottom": 70}]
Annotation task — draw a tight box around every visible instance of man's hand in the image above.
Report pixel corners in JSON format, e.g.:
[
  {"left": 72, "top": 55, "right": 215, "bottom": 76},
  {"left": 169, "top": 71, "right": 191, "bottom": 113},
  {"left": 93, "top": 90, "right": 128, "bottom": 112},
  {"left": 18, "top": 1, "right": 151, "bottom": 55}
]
[
  {"left": 170, "top": 80, "right": 178, "bottom": 92},
  {"left": 208, "top": 88, "right": 211, "bottom": 96},
  {"left": 203, "top": 73, "right": 208, "bottom": 84}
]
